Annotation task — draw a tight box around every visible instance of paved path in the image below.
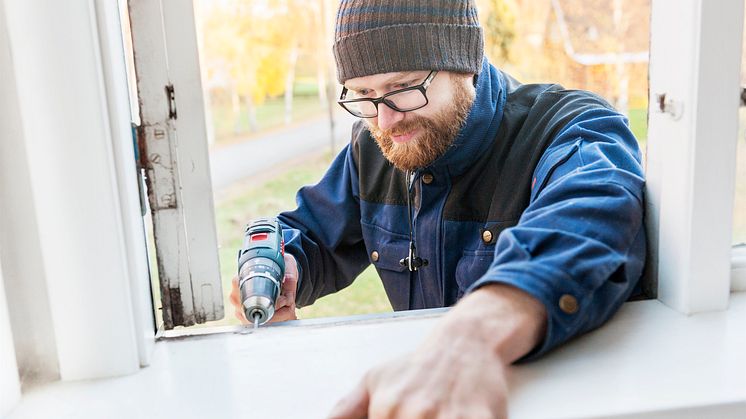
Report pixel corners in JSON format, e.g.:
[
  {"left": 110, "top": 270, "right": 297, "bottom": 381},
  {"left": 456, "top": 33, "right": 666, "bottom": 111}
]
[{"left": 209, "top": 113, "right": 356, "bottom": 190}]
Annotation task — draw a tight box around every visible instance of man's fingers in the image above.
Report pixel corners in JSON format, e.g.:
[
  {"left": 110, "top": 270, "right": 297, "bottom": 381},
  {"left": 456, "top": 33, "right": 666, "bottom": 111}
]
[
  {"left": 229, "top": 290, "right": 240, "bottom": 307},
  {"left": 328, "top": 379, "right": 370, "bottom": 419},
  {"left": 271, "top": 305, "right": 298, "bottom": 322},
  {"left": 275, "top": 295, "right": 290, "bottom": 309},
  {"left": 229, "top": 276, "right": 241, "bottom": 307},
  {"left": 234, "top": 307, "right": 249, "bottom": 325}
]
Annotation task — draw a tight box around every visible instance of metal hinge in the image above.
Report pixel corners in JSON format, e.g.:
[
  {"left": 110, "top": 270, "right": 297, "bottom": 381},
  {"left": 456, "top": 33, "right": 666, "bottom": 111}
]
[
  {"left": 165, "top": 84, "right": 177, "bottom": 119},
  {"left": 653, "top": 93, "right": 683, "bottom": 120}
]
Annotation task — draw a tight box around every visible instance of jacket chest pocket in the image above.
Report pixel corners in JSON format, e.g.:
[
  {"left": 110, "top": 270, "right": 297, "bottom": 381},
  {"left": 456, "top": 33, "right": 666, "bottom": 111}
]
[
  {"left": 455, "top": 250, "right": 494, "bottom": 297},
  {"left": 361, "top": 221, "right": 411, "bottom": 310}
]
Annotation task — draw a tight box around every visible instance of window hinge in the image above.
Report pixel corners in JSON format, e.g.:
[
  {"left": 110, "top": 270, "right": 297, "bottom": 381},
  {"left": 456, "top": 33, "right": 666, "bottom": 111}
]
[{"left": 166, "top": 83, "right": 177, "bottom": 119}]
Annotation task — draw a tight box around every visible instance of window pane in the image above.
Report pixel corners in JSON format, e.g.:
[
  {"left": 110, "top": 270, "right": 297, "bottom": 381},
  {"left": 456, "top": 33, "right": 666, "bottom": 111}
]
[
  {"left": 478, "top": 0, "right": 651, "bottom": 155},
  {"left": 196, "top": 0, "right": 391, "bottom": 327},
  {"left": 192, "top": 0, "right": 653, "bottom": 327}
]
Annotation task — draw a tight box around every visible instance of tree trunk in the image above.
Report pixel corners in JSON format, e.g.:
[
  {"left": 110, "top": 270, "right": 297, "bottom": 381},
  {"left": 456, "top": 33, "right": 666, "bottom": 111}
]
[
  {"left": 244, "top": 94, "right": 258, "bottom": 133},
  {"left": 231, "top": 89, "right": 242, "bottom": 135},
  {"left": 284, "top": 45, "right": 299, "bottom": 125},
  {"left": 314, "top": 1, "right": 328, "bottom": 107},
  {"left": 321, "top": 0, "right": 336, "bottom": 154}
]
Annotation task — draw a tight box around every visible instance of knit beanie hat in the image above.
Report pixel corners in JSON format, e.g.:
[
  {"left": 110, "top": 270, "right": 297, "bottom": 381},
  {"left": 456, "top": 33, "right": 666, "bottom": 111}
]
[{"left": 333, "top": 0, "right": 484, "bottom": 83}]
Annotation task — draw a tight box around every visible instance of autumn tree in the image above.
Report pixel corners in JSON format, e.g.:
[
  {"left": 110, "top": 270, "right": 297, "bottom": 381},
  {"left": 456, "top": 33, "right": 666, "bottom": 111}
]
[
  {"left": 477, "top": 0, "right": 518, "bottom": 64},
  {"left": 200, "top": 0, "right": 315, "bottom": 133}
]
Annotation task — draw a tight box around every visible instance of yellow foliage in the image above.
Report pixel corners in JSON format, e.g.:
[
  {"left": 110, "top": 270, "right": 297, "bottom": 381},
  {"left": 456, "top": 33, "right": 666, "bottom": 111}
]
[
  {"left": 476, "top": 0, "right": 518, "bottom": 64},
  {"left": 199, "top": 0, "right": 322, "bottom": 105}
]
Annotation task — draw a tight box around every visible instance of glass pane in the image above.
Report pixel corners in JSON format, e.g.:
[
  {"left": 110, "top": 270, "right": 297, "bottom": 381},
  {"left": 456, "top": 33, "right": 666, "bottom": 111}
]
[
  {"left": 196, "top": 0, "right": 390, "bottom": 327},
  {"left": 192, "top": 0, "right": 652, "bottom": 327},
  {"left": 477, "top": 0, "right": 651, "bottom": 154}
]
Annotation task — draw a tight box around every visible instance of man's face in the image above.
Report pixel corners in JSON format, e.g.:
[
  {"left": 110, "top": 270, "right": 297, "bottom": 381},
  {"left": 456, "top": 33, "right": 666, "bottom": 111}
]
[{"left": 343, "top": 71, "right": 476, "bottom": 171}]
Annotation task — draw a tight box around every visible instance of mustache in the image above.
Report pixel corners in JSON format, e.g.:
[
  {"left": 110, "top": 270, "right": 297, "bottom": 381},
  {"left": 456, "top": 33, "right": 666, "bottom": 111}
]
[{"left": 373, "top": 116, "right": 431, "bottom": 138}]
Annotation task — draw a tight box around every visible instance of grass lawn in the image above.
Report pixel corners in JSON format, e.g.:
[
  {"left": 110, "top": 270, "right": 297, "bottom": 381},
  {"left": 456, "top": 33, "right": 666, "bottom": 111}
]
[{"left": 627, "top": 107, "right": 648, "bottom": 146}]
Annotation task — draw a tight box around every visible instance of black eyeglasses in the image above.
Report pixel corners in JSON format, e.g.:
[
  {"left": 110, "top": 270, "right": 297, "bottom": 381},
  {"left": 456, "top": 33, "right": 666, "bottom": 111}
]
[{"left": 338, "top": 71, "right": 438, "bottom": 118}]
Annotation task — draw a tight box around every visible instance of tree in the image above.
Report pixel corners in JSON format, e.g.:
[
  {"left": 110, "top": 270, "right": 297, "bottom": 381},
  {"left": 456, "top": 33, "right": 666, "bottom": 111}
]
[{"left": 477, "top": 0, "right": 518, "bottom": 63}]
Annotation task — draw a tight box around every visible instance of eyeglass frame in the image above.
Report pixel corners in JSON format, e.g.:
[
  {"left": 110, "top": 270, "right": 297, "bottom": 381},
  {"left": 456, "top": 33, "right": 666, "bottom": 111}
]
[{"left": 337, "top": 70, "right": 439, "bottom": 118}]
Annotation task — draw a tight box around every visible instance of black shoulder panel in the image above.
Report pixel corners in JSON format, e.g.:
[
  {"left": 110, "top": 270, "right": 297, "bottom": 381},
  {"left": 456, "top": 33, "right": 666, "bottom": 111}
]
[{"left": 444, "top": 74, "right": 614, "bottom": 240}]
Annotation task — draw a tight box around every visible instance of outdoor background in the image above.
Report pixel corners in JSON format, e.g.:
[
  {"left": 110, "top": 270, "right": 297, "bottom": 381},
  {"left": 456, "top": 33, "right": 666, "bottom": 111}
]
[{"left": 144, "top": 0, "right": 746, "bottom": 328}]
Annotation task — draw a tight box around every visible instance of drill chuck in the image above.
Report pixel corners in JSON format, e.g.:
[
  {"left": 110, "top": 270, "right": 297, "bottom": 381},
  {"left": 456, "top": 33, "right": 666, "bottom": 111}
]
[{"left": 237, "top": 219, "right": 285, "bottom": 327}]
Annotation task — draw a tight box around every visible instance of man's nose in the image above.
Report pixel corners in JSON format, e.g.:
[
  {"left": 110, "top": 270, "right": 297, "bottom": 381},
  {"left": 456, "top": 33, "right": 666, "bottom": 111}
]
[{"left": 376, "top": 102, "right": 405, "bottom": 131}]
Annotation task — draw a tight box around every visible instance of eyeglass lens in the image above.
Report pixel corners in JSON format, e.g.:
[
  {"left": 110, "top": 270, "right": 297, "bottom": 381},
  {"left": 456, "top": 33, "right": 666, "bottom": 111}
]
[{"left": 345, "top": 89, "right": 427, "bottom": 117}]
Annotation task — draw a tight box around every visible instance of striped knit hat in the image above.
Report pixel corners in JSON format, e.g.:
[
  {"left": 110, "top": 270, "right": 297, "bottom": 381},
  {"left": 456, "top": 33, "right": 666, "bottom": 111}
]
[{"left": 333, "top": 0, "right": 484, "bottom": 83}]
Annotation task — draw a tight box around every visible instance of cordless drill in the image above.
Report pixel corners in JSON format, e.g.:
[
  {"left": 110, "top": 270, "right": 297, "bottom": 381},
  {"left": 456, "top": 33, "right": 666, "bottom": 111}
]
[{"left": 237, "top": 218, "right": 286, "bottom": 329}]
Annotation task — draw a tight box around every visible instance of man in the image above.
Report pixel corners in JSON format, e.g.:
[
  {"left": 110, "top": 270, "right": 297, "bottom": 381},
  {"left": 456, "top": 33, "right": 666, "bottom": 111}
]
[{"left": 230, "top": 0, "right": 645, "bottom": 417}]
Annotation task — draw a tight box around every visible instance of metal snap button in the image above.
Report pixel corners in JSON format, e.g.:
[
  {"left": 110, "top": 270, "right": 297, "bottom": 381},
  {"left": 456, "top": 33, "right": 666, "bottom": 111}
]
[
  {"left": 371, "top": 251, "right": 379, "bottom": 262},
  {"left": 481, "top": 230, "right": 493, "bottom": 244},
  {"left": 422, "top": 173, "right": 434, "bottom": 184},
  {"left": 559, "top": 294, "right": 579, "bottom": 314}
]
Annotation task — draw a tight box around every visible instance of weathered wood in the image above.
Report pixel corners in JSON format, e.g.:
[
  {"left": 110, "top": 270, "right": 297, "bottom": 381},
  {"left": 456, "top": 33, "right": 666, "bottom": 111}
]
[{"left": 128, "top": 0, "right": 223, "bottom": 328}]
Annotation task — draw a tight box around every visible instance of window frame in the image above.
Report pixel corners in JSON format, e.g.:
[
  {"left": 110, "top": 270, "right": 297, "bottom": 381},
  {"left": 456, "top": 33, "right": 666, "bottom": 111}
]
[
  {"left": 125, "top": 0, "right": 746, "bottom": 332},
  {"left": 645, "top": 0, "right": 744, "bottom": 313},
  {"left": 0, "top": 0, "right": 743, "bottom": 409},
  {"left": 127, "top": 0, "right": 224, "bottom": 329}
]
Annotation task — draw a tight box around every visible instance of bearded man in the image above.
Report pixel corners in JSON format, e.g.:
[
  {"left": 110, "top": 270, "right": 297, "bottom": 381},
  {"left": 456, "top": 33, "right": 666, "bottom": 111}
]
[{"left": 230, "top": 0, "right": 646, "bottom": 417}]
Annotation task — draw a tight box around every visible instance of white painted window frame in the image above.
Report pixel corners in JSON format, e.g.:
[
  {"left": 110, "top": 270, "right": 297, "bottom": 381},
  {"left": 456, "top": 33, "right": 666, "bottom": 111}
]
[
  {"left": 0, "top": 0, "right": 743, "bottom": 416},
  {"left": 124, "top": 0, "right": 746, "bottom": 323},
  {"left": 0, "top": 0, "right": 153, "bottom": 383},
  {"left": 127, "top": 0, "right": 224, "bottom": 329},
  {"left": 0, "top": 255, "right": 21, "bottom": 417},
  {"left": 646, "top": 0, "right": 744, "bottom": 314}
]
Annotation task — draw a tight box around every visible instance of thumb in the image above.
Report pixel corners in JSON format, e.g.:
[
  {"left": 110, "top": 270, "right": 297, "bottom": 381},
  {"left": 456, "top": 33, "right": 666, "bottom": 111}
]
[{"left": 327, "top": 379, "right": 370, "bottom": 419}]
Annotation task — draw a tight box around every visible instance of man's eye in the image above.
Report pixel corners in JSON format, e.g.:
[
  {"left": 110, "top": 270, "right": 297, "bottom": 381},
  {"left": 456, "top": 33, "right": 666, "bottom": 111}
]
[
  {"left": 394, "top": 82, "right": 412, "bottom": 89},
  {"left": 356, "top": 89, "right": 372, "bottom": 97}
]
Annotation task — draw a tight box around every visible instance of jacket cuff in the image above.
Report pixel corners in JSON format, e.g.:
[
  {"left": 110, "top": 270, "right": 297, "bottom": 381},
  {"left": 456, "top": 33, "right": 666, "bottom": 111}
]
[
  {"left": 281, "top": 227, "right": 306, "bottom": 307},
  {"left": 466, "top": 261, "right": 590, "bottom": 361}
]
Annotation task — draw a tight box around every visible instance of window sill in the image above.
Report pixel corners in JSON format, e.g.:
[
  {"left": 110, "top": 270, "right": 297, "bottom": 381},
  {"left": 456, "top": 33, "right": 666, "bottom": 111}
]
[{"left": 8, "top": 294, "right": 746, "bottom": 419}]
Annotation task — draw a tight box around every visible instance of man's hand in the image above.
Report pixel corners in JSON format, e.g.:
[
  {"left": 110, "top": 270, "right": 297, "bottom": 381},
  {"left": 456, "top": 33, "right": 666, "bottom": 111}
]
[
  {"left": 328, "top": 284, "right": 547, "bottom": 419},
  {"left": 229, "top": 253, "right": 299, "bottom": 324}
]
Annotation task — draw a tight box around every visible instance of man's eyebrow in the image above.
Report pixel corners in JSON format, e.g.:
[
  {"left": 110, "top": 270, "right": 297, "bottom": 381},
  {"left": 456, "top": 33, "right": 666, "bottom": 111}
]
[{"left": 345, "top": 71, "right": 424, "bottom": 91}]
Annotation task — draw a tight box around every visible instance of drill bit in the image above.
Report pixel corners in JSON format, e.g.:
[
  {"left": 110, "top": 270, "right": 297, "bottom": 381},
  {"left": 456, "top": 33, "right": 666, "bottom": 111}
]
[{"left": 253, "top": 313, "right": 260, "bottom": 330}]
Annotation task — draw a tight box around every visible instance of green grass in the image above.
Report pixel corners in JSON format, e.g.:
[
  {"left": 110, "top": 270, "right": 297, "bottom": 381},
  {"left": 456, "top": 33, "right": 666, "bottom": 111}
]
[
  {"left": 627, "top": 108, "right": 648, "bottom": 146},
  {"left": 298, "top": 266, "right": 392, "bottom": 318}
]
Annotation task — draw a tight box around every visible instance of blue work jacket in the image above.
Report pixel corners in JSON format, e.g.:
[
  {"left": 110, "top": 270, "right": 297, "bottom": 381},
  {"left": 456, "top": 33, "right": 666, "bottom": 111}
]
[{"left": 278, "top": 59, "right": 646, "bottom": 358}]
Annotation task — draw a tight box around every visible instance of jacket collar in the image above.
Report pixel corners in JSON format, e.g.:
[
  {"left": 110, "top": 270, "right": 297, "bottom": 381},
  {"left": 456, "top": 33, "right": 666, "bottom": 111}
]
[{"left": 421, "top": 58, "right": 505, "bottom": 179}]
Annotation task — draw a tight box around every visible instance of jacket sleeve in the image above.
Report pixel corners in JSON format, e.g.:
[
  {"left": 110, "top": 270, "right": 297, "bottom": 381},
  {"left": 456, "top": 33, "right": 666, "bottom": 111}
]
[
  {"left": 277, "top": 144, "right": 370, "bottom": 307},
  {"left": 467, "top": 107, "right": 647, "bottom": 360}
]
